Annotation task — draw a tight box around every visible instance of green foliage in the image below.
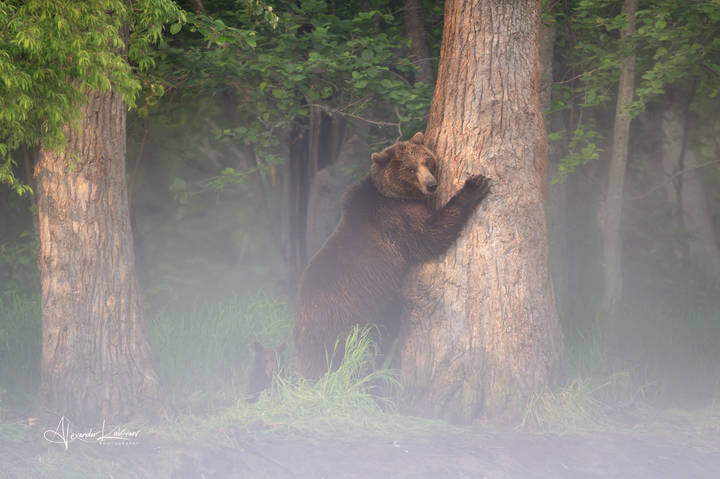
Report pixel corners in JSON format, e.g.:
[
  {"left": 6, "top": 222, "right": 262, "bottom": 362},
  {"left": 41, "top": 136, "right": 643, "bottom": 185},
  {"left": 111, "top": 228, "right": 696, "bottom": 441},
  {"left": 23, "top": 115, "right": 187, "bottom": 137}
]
[
  {"left": 630, "top": 1, "right": 720, "bottom": 115},
  {"left": 0, "top": 0, "right": 185, "bottom": 189},
  {"left": 551, "top": 122, "right": 603, "bottom": 183},
  {"left": 549, "top": 0, "right": 720, "bottom": 182},
  {"left": 0, "top": 157, "right": 32, "bottom": 196},
  {"left": 153, "top": 0, "right": 432, "bottom": 178}
]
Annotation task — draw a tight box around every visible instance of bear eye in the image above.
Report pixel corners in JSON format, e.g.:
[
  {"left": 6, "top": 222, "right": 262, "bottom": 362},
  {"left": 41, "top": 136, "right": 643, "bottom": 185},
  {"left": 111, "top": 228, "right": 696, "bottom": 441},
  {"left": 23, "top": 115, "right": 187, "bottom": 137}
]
[{"left": 408, "top": 167, "right": 416, "bottom": 174}]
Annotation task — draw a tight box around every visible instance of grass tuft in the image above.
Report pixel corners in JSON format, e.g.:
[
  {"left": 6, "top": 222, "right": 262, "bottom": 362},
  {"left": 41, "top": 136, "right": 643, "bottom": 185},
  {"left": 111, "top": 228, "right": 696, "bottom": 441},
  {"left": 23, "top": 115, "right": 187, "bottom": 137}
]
[
  {"left": 220, "top": 325, "right": 406, "bottom": 435},
  {"left": 520, "top": 376, "right": 617, "bottom": 434}
]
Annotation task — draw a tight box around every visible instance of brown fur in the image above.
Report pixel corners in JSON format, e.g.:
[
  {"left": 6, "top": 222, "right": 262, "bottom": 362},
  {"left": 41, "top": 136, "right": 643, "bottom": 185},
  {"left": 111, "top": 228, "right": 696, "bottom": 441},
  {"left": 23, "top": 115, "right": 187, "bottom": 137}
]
[{"left": 294, "top": 132, "right": 490, "bottom": 379}]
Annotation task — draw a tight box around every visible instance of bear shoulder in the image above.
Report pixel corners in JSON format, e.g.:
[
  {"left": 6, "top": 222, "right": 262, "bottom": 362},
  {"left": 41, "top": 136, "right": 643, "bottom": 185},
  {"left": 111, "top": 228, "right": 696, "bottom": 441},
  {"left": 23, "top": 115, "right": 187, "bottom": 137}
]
[
  {"left": 339, "top": 176, "right": 435, "bottom": 236},
  {"left": 339, "top": 177, "right": 377, "bottom": 212}
]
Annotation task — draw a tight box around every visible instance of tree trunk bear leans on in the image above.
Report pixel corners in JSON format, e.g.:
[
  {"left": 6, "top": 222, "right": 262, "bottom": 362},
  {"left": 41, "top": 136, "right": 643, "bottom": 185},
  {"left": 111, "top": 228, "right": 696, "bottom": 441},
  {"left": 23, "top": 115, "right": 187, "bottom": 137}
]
[{"left": 294, "top": 132, "right": 491, "bottom": 379}]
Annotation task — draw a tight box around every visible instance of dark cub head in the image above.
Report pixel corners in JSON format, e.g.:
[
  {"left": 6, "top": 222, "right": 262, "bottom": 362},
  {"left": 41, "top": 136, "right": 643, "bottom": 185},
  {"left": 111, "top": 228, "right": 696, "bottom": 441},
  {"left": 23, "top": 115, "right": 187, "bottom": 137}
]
[
  {"left": 370, "top": 132, "right": 438, "bottom": 199},
  {"left": 247, "top": 340, "right": 286, "bottom": 402}
]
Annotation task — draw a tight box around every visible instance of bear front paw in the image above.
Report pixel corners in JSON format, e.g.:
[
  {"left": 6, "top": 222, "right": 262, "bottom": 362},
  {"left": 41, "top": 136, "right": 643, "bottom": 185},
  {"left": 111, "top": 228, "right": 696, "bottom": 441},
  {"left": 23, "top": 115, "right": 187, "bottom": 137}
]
[{"left": 461, "top": 174, "right": 491, "bottom": 202}]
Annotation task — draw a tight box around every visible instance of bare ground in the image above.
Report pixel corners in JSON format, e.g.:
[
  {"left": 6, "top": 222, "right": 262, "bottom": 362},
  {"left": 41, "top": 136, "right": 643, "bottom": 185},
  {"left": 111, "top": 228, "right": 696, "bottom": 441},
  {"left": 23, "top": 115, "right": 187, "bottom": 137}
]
[{"left": 3, "top": 418, "right": 719, "bottom": 478}]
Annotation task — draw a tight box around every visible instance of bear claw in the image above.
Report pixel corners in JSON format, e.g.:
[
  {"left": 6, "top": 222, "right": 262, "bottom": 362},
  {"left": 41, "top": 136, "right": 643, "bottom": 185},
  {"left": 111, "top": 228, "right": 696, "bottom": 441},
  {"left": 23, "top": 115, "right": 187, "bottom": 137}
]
[{"left": 462, "top": 175, "right": 491, "bottom": 199}]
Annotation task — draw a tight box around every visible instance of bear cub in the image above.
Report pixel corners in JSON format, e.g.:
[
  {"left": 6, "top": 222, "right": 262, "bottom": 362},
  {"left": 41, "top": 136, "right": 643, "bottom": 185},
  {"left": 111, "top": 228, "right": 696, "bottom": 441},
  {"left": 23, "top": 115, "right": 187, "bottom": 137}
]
[
  {"left": 247, "top": 341, "right": 286, "bottom": 402},
  {"left": 294, "top": 132, "right": 490, "bottom": 379}
]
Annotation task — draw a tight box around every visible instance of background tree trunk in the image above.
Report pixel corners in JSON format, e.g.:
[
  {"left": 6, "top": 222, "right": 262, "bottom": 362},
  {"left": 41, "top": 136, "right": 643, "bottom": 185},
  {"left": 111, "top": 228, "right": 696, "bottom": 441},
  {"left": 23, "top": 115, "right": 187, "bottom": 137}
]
[
  {"left": 540, "top": 16, "right": 569, "bottom": 317},
  {"left": 400, "top": 0, "right": 562, "bottom": 422},
  {"left": 602, "top": 0, "right": 639, "bottom": 334},
  {"left": 661, "top": 107, "right": 720, "bottom": 281},
  {"left": 306, "top": 132, "right": 368, "bottom": 259},
  {"left": 34, "top": 89, "right": 162, "bottom": 424},
  {"left": 403, "top": 0, "right": 434, "bottom": 86}
]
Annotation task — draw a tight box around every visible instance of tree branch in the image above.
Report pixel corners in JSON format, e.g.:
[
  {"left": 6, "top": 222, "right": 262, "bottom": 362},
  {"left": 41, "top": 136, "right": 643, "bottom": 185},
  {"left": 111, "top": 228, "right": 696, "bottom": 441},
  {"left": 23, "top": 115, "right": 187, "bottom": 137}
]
[
  {"left": 628, "top": 159, "right": 720, "bottom": 201},
  {"left": 308, "top": 104, "right": 399, "bottom": 128}
]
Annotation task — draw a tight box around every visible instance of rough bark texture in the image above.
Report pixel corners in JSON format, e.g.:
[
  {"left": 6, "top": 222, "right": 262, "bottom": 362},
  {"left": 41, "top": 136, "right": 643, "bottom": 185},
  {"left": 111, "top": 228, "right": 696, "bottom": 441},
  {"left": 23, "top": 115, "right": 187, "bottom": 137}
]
[
  {"left": 34, "top": 89, "right": 162, "bottom": 424},
  {"left": 602, "top": 0, "right": 638, "bottom": 332},
  {"left": 661, "top": 107, "right": 720, "bottom": 280},
  {"left": 400, "top": 0, "right": 562, "bottom": 422},
  {"left": 403, "top": 0, "right": 434, "bottom": 86}
]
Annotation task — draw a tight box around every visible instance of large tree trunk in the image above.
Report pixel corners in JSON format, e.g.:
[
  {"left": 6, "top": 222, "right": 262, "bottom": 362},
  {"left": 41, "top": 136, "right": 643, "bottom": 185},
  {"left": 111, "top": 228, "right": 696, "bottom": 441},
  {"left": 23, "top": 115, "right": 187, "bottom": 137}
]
[
  {"left": 400, "top": 0, "right": 562, "bottom": 422},
  {"left": 602, "top": 0, "right": 639, "bottom": 334},
  {"left": 34, "top": 89, "right": 162, "bottom": 424}
]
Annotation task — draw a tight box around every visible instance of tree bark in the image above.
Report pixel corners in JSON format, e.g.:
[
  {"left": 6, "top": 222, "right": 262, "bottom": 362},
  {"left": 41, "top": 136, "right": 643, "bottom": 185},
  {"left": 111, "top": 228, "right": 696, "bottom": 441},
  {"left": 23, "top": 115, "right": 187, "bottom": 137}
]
[
  {"left": 403, "top": 0, "right": 434, "bottom": 86},
  {"left": 400, "top": 0, "right": 562, "bottom": 422},
  {"left": 602, "top": 0, "right": 638, "bottom": 334},
  {"left": 34, "top": 89, "right": 162, "bottom": 425}
]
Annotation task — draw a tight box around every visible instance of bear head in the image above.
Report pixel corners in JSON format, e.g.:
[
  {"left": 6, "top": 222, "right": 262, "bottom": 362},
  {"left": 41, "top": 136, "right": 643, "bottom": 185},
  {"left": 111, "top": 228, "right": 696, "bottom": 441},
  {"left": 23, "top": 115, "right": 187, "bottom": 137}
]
[{"left": 370, "top": 132, "right": 439, "bottom": 199}]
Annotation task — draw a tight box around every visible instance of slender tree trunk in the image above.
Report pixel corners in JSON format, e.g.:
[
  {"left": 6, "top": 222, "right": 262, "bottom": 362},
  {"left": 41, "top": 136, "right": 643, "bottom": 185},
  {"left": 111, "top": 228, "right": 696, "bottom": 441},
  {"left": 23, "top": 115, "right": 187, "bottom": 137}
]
[
  {"left": 602, "top": 0, "right": 638, "bottom": 334},
  {"left": 661, "top": 107, "right": 720, "bottom": 281},
  {"left": 400, "top": 0, "right": 562, "bottom": 422},
  {"left": 540, "top": 17, "right": 569, "bottom": 317},
  {"left": 34, "top": 89, "right": 162, "bottom": 424},
  {"left": 403, "top": 0, "right": 434, "bottom": 86},
  {"left": 539, "top": 20, "right": 555, "bottom": 113}
]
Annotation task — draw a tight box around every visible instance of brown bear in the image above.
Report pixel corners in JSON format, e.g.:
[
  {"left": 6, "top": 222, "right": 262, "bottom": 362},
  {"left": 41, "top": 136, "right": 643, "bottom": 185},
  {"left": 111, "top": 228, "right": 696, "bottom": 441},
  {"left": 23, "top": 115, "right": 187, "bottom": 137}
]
[{"left": 294, "top": 132, "right": 490, "bottom": 379}]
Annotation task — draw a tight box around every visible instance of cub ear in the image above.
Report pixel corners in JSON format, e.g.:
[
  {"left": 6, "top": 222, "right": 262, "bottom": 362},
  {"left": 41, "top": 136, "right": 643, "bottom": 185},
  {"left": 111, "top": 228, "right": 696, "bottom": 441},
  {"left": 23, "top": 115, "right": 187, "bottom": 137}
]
[
  {"left": 409, "top": 132, "right": 425, "bottom": 145},
  {"left": 371, "top": 147, "right": 393, "bottom": 166},
  {"left": 275, "top": 342, "right": 287, "bottom": 353},
  {"left": 253, "top": 340, "right": 263, "bottom": 353}
]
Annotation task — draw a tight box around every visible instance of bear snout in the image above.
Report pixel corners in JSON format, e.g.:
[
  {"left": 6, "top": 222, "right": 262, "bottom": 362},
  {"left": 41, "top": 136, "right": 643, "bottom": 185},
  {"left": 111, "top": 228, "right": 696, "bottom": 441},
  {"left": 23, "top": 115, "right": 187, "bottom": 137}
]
[{"left": 417, "top": 167, "right": 438, "bottom": 194}]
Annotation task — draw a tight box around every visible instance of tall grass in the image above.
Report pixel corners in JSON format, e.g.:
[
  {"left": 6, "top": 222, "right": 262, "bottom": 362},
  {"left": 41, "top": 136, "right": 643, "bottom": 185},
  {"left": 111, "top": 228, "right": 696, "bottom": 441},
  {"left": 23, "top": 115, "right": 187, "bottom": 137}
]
[
  {"left": 0, "top": 294, "right": 41, "bottom": 410},
  {"left": 147, "top": 293, "right": 292, "bottom": 409}
]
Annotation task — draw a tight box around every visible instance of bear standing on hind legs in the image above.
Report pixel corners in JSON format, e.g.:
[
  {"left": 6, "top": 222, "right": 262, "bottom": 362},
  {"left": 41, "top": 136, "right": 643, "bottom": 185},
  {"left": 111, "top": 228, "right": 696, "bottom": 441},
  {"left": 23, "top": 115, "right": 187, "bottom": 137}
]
[{"left": 294, "top": 132, "right": 490, "bottom": 379}]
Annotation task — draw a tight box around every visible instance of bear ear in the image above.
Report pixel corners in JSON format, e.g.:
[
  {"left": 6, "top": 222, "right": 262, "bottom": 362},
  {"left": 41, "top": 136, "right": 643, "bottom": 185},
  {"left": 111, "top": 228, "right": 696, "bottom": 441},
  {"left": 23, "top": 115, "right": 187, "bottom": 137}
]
[
  {"left": 409, "top": 132, "right": 425, "bottom": 145},
  {"left": 253, "top": 340, "right": 263, "bottom": 353},
  {"left": 371, "top": 149, "right": 392, "bottom": 166}
]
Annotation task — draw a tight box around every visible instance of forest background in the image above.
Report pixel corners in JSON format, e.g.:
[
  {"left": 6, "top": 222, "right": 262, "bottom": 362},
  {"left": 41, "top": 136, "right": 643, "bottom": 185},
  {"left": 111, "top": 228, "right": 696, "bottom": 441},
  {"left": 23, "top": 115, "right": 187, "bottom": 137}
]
[{"left": 1, "top": 0, "right": 720, "bottom": 475}]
